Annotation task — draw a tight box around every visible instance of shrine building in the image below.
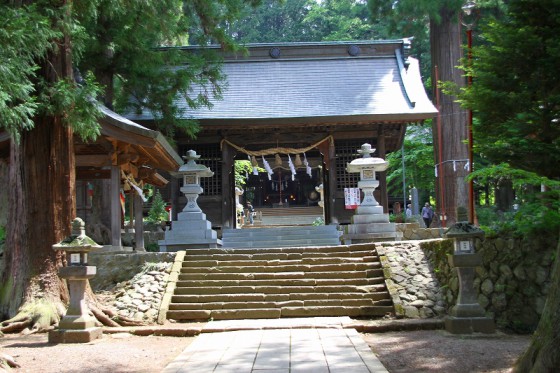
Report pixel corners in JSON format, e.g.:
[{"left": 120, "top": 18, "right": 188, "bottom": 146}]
[{"left": 126, "top": 40, "right": 437, "bottom": 230}]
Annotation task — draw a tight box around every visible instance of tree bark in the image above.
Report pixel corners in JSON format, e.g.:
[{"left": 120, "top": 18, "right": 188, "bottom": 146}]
[
  {"left": 0, "top": 1, "right": 73, "bottom": 327},
  {"left": 514, "top": 229, "right": 560, "bottom": 372},
  {"left": 431, "top": 7, "right": 469, "bottom": 225}
]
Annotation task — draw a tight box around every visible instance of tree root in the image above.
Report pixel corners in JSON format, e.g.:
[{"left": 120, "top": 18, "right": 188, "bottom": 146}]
[
  {"left": 1, "top": 353, "right": 21, "bottom": 369},
  {"left": 0, "top": 299, "right": 59, "bottom": 334}
]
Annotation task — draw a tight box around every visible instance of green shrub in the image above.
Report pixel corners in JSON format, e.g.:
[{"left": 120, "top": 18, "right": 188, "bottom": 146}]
[
  {"left": 312, "top": 217, "right": 324, "bottom": 226},
  {"left": 148, "top": 190, "right": 168, "bottom": 223},
  {"left": 145, "top": 243, "right": 160, "bottom": 252},
  {"left": 0, "top": 226, "right": 5, "bottom": 243}
]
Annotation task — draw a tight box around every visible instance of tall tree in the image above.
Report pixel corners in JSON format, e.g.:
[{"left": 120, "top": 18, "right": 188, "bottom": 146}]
[
  {"left": 0, "top": 1, "right": 102, "bottom": 332},
  {"left": 369, "top": 0, "right": 469, "bottom": 225},
  {"left": 230, "top": 0, "right": 312, "bottom": 42},
  {"left": 459, "top": 0, "right": 560, "bottom": 370},
  {"left": 0, "top": 0, "right": 260, "bottom": 333}
]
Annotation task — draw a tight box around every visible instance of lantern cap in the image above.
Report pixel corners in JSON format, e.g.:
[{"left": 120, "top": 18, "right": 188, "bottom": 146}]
[{"left": 53, "top": 218, "right": 102, "bottom": 252}]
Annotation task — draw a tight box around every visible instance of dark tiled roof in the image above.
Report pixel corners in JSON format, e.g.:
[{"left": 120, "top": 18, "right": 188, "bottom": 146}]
[{"left": 127, "top": 41, "right": 436, "bottom": 123}]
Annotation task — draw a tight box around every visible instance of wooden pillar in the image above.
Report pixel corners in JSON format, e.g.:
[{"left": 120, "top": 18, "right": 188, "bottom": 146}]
[
  {"left": 221, "top": 142, "right": 235, "bottom": 229},
  {"left": 170, "top": 176, "right": 179, "bottom": 221},
  {"left": 318, "top": 138, "right": 336, "bottom": 224},
  {"left": 378, "top": 124, "right": 389, "bottom": 213},
  {"left": 134, "top": 193, "right": 144, "bottom": 251},
  {"left": 110, "top": 165, "right": 122, "bottom": 248}
]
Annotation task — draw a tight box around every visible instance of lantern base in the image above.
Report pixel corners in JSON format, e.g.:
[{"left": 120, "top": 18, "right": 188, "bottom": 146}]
[
  {"left": 48, "top": 327, "right": 102, "bottom": 343},
  {"left": 444, "top": 316, "right": 495, "bottom": 334}
]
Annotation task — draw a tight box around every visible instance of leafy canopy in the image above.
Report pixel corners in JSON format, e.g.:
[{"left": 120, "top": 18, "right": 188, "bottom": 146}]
[
  {"left": 0, "top": 4, "right": 102, "bottom": 142},
  {"left": 459, "top": 0, "right": 560, "bottom": 180}
]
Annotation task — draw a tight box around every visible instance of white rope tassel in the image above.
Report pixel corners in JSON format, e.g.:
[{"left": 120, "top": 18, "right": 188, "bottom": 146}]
[
  {"left": 304, "top": 153, "right": 312, "bottom": 177},
  {"left": 288, "top": 154, "right": 296, "bottom": 180},
  {"left": 435, "top": 165, "right": 438, "bottom": 177}
]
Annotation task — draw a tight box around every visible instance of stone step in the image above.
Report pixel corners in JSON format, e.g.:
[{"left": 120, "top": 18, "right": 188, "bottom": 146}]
[
  {"left": 167, "top": 305, "right": 393, "bottom": 320},
  {"left": 173, "top": 283, "right": 387, "bottom": 295},
  {"left": 169, "top": 298, "right": 389, "bottom": 311},
  {"left": 180, "top": 262, "right": 381, "bottom": 274},
  {"left": 175, "top": 277, "right": 384, "bottom": 288},
  {"left": 177, "top": 270, "right": 383, "bottom": 281},
  {"left": 181, "top": 257, "right": 382, "bottom": 268},
  {"left": 181, "top": 244, "right": 377, "bottom": 255},
  {"left": 221, "top": 225, "right": 341, "bottom": 249},
  {"left": 171, "top": 291, "right": 391, "bottom": 304},
  {"left": 221, "top": 239, "right": 341, "bottom": 249},
  {"left": 222, "top": 225, "right": 337, "bottom": 236},
  {"left": 181, "top": 251, "right": 378, "bottom": 262}
]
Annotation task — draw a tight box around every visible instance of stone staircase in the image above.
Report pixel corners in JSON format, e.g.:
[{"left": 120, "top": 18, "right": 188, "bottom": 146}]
[
  {"left": 221, "top": 225, "right": 340, "bottom": 249},
  {"left": 257, "top": 206, "right": 323, "bottom": 226},
  {"left": 166, "top": 244, "right": 394, "bottom": 321}
]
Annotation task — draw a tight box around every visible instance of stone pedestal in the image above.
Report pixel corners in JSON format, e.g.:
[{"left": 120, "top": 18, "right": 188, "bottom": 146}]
[
  {"left": 444, "top": 209, "right": 495, "bottom": 334},
  {"left": 49, "top": 218, "right": 102, "bottom": 343},
  {"left": 158, "top": 150, "right": 221, "bottom": 251},
  {"left": 340, "top": 144, "right": 397, "bottom": 243}
]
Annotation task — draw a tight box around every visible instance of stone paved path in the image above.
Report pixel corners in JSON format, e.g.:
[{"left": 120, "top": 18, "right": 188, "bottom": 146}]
[{"left": 162, "top": 318, "right": 388, "bottom": 373}]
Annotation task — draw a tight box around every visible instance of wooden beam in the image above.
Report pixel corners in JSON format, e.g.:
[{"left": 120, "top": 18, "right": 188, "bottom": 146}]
[
  {"left": 110, "top": 165, "right": 122, "bottom": 248},
  {"left": 76, "top": 154, "right": 111, "bottom": 167},
  {"left": 76, "top": 169, "right": 111, "bottom": 180}
]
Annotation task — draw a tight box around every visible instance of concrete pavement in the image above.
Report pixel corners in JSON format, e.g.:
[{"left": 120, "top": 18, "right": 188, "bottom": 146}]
[{"left": 162, "top": 317, "right": 389, "bottom": 373}]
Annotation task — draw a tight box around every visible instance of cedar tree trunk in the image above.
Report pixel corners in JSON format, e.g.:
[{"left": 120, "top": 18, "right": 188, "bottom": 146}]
[
  {"left": 430, "top": 7, "right": 469, "bottom": 225},
  {"left": 0, "top": 1, "right": 74, "bottom": 331}
]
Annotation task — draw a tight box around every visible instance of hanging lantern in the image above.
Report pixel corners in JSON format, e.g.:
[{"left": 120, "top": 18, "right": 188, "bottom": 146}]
[
  {"left": 275, "top": 154, "right": 282, "bottom": 167},
  {"left": 295, "top": 154, "right": 302, "bottom": 167},
  {"left": 251, "top": 156, "right": 258, "bottom": 167}
]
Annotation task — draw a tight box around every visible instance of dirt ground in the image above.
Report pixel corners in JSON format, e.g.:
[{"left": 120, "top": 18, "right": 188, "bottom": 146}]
[{"left": 0, "top": 327, "right": 530, "bottom": 372}]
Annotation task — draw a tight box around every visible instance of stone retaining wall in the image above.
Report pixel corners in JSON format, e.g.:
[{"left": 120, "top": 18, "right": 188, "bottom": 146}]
[
  {"left": 377, "top": 242, "right": 447, "bottom": 319},
  {"left": 89, "top": 252, "right": 175, "bottom": 290},
  {"left": 420, "top": 236, "right": 556, "bottom": 332},
  {"left": 395, "top": 223, "right": 443, "bottom": 240}
]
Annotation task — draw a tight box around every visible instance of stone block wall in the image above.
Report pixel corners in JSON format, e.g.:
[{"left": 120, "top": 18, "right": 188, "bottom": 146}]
[
  {"left": 377, "top": 241, "right": 447, "bottom": 319},
  {"left": 395, "top": 223, "right": 443, "bottom": 240},
  {"left": 89, "top": 252, "right": 175, "bottom": 290},
  {"left": 420, "top": 236, "right": 556, "bottom": 332}
]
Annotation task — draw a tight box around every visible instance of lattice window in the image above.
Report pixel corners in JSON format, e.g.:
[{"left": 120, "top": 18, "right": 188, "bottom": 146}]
[
  {"left": 335, "top": 139, "right": 376, "bottom": 191},
  {"left": 178, "top": 144, "right": 222, "bottom": 196}
]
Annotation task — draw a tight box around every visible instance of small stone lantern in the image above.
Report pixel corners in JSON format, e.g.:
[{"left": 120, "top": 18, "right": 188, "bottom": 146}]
[
  {"left": 444, "top": 207, "right": 495, "bottom": 334},
  {"left": 49, "top": 218, "right": 102, "bottom": 343}
]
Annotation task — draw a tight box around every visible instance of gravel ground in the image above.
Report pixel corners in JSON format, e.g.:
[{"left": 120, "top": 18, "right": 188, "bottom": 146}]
[
  {"left": 363, "top": 329, "right": 531, "bottom": 373},
  {"left": 1, "top": 328, "right": 530, "bottom": 372}
]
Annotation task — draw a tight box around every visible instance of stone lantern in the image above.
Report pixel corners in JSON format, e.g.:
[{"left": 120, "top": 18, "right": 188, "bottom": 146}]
[
  {"left": 444, "top": 207, "right": 495, "bottom": 334},
  {"left": 177, "top": 149, "right": 214, "bottom": 213},
  {"left": 341, "top": 143, "right": 397, "bottom": 243},
  {"left": 158, "top": 150, "right": 222, "bottom": 251},
  {"left": 49, "top": 218, "right": 102, "bottom": 343},
  {"left": 235, "top": 187, "right": 244, "bottom": 228}
]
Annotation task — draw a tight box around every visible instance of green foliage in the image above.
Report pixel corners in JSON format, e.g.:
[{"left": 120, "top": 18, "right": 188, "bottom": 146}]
[
  {"left": 459, "top": 0, "right": 560, "bottom": 180},
  {"left": 386, "top": 125, "right": 435, "bottom": 202},
  {"left": 0, "top": 3, "right": 103, "bottom": 142},
  {"left": 234, "top": 160, "right": 264, "bottom": 188},
  {"left": 0, "top": 225, "right": 5, "bottom": 243},
  {"left": 148, "top": 190, "right": 168, "bottom": 223},
  {"left": 145, "top": 243, "right": 160, "bottom": 253},
  {"left": 312, "top": 217, "right": 324, "bottom": 226},
  {"left": 75, "top": 0, "right": 262, "bottom": 139},
  {"left": 0, "top": 4, "right": 58, "bottom": 140},
  {"left": 231, "top": 0, "right": 405, "bottom": 46}
]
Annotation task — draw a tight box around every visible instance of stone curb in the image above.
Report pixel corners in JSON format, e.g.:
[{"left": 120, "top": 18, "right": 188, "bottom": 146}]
[
  {"left": 157, "top": 250, "right": 186, "bottom": 324},
  {"left": 102, "top": 318, "right": 444, "bottom": 337}
]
